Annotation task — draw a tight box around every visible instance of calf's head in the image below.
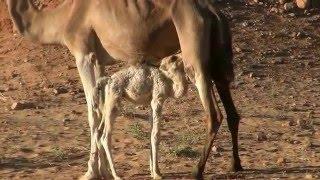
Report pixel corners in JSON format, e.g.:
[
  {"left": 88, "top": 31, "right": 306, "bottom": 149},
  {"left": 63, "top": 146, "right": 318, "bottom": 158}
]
[{"left": 160, "top": 55, "right": 188, "bottom": 98}]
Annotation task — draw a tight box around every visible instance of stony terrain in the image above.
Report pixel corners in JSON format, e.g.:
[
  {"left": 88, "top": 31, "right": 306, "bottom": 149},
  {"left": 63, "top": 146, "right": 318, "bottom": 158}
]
[{"left": 1, "top": 0, "right": 320, "bottom": 179}]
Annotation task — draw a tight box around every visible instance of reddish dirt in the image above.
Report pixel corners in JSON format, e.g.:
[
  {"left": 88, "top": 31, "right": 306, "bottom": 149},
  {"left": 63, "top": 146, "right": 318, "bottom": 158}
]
[
  {"left": 1, "top": 1, "right": 320, "bottom": 179},
  {"left": 0, "top": 0, "right": 12, "bottom": 33}
]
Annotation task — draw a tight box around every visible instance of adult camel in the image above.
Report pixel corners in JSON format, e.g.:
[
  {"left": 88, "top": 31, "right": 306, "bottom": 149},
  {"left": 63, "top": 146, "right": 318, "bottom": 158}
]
[{"left": 6, "top": 0, "right": 242, "bottom": 179}]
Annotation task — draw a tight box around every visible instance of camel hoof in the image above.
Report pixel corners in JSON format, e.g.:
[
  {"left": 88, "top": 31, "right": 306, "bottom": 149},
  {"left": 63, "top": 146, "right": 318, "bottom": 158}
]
[
  {"left": 153, "top": 173, "right": 163, "bottom": 179},
  {"left": 112, "top": 175, "right": 122, "bottom": 180},
  {"left": 192, "top": 168, "right": 203, "bottom": 180},
  {"left": 79, "top": 171, "right": 99, "bottom": 180},
  {"left": 231, "top": 161, "right": 244, "bottom": 172},
  {"left": 232, "top": 165, "right": 244, "bottom": 172}
]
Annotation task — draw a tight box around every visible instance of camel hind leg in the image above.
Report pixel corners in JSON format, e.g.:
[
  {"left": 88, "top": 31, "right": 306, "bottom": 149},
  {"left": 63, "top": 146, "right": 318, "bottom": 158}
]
[
  {"left": 215, "top": 80, "right": 243, "bottom": 171},
  {"left": 171, "top": 1, "right": 223, "bottom": 178},
  {"left": 208, "top": 6, "right": 243, "bottom": 172}
]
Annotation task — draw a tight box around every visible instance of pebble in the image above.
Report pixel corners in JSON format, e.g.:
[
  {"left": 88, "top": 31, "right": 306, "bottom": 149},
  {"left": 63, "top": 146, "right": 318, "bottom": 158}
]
[
  {"left": 53, "top": 86, "right": 68, "bottom": 95},
  {"left": 276, "top": 157, "right": 287, "bottom": 165},
  {"left": 305, "top": 174, "right": 314, "bottom": 179},
  {"left": 257, "top": 132, "right": 267, "bottom": 142},
  {"left": 0, "top": 85, "right": 11, "bottom": 92},
  {"left": 279, "top": 0, "right": 287, "bottom": 5},
  {"left": 307, "top": 15, "right": 320, "bottom": 22},
  {"left": 284, "top": 2, "right": 295, "bottom": 11},
  {"left": 266, "top": 147, "right": 278, "bottom": 152},
  {"left": 270, "top": 7, "right": 278, "bottom": 13},
  {"left": 63, "top": 118, "right": 71, "bottom": 125},
  {"left": 242, "top": 21, "right": 249, "bottom": 27},
  {"left": 288, "top": 119, "right": 297, "bottom": 126},
  {"left": 66, "top": 65, "right": 76, "bottom": 70},
  {"left": 234, "top": 46, "right": 242, "bottom": 53},
  {"left": 212, "top": 145, "right": 223, "bottom": 153},
  {"left": 288, "top": 13, "right": 296, "bottom": 17},
  {"left": 11, "top": 101, "right": 35, "bottom": 110},
  {"left": 297, "top": 119, "right": 310, "bottom": 129},
  {"left": 271, "top": 57, "right": 285, "bottom": 65}
]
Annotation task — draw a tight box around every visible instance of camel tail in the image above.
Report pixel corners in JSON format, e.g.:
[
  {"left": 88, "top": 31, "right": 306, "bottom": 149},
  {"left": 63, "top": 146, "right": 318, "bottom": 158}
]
[{"left": 207, "top": 4, "right": 235, "bottom": 83}]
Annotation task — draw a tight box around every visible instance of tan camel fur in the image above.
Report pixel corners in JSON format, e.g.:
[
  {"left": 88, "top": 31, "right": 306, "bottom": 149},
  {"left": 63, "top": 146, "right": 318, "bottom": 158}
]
[
  {"left": 6, "top": 0, "right": 242, "bottom": 179},
  {"left": 94, "top": 55, "right": 187, "bottom": 179}
]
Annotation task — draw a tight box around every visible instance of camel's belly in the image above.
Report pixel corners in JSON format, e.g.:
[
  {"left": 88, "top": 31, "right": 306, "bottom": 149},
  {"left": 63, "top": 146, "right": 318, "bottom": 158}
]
[{"left": 92, "top": 0, "right": 180, "bottom": 63}]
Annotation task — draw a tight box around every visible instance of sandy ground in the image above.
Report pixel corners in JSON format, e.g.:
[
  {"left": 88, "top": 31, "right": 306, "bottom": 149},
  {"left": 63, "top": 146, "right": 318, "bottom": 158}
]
[{"left": 1, "top": 1, "right": 320, "bottom": 179}]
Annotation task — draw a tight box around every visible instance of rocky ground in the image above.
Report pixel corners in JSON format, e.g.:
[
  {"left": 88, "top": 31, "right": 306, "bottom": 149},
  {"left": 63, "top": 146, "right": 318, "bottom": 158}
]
[{"left": 1, "top": 0, "right": 320, "bottom": 179}]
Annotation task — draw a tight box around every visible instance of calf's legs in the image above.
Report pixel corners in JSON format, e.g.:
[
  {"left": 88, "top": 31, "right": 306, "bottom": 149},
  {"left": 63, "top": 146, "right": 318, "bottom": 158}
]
[
  {"left": 150, "top": 97, "right": 164, "bottom": 179},
  {"left": 100, "top": 89, "right": 121, "bottom": 180}
]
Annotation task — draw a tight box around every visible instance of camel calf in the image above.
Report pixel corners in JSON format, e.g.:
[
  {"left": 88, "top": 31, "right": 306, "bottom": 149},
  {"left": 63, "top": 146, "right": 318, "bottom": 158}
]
[{"left": 94, "top": 55, "right": 187, "bottom": 179}]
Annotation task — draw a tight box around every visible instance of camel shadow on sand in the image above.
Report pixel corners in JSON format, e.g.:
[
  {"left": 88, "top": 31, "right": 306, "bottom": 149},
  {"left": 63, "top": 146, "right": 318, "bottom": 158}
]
[{"left": 131, "top": 166, "right": 320, "bottom": 179}]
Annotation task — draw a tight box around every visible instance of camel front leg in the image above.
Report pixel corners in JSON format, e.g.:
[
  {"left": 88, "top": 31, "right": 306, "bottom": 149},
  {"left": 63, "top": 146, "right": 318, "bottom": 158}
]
[
  {"left": 150, "top": 97, "right": 164, "bottom": 179},
  {"left": 74, "top": 52, "right": 110, "bottom": 179}
]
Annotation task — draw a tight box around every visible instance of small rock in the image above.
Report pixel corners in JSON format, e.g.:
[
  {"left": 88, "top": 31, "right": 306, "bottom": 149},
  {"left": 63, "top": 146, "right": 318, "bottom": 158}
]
[
  {"left": 11, "top": 101, "right": 35, "bottom": 110},
  {"left": 136, "top": 105, "right": 147, "bottom": 110},
  {"left": 20, "top": 147, "right": 33, "bottom": 153},
  {"left": 309, "top": 140, "right": 320, "bottom": 148},
  {"left": 257, "top": 132, "right": 267, "bottom": 142},
  {"left": 253, "top": 0, "right": 259, "bottom": 3},
  {"left": 234, "top": 46, "right": 242, "bottom": 53},
  {"left": 23, "top": 58, "right": 29, "bottom": 63},
  {"left": 66, "top": 65, "right": 76, "bottom": 70},
  {"left": 288, "top": 13, "right": 296, "bottom": 17},
  {"left": 305, "top": 174, "right": 313, "bottom": 179},
  {"left": 53, "top": 86, "right": 68, "bottom": 95},
  {"left": 242, "top": 21, "right": 249, "bottom": 27},
  {"left": 284, "top": 2, "right": 295, "bottom": 11},
  {"left": 11, "top": 72, "right": 19, "bottom": 78},
  {"left": 307, "top": 15, "right": 320, "bottom": 22},
  {"left": 266, "top": 147, "right": 278, "bottom": 152},
  {"left": 297, "top": 119, "right": 308, "bottom": 128},
  {"left": 307, "top": 110, "right": 314, "bottom": 118},
  {"left": 74, "top": 93, "right": 85, "bottom": 99},
  {"left": 63, "top": 118, "right": 71, "bottom": 125},
  {"left": 288, "top": 119, "right": 297, "bottom": 126},
  {"left": 270, "top": 7, "right": 278, "bottom": 13},
  {"left": 71, "top": 110, "right": 82, "bottom": 115},
  {"left": 271, "top": 57, "right": 285, "bottom": 64},
  {"left": 277, "top": 157, "right": 287, "bottom": 165},
  {"left": 64, "top": 127, "right": 70, "bottom": 131},
  {"left": 252, "top": 83, "right": 260, "bottom": 88},
  {"left": 290, "top": 140, "right": 301, "bottom": 144},
  {"left": 212, "top": 146, "right": 223, "bottom": 153},
  {"left": 0, "top": 85, "right": 11, "bottom": 92},
  {"left": 279, "top": 0, "right": 287, "bottom": 5}
]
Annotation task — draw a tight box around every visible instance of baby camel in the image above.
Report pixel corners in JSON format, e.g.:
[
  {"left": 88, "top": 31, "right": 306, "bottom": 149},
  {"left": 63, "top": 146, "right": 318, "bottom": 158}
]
[{"left": 94, "top": 55, "right": 187, "bottom": 179}]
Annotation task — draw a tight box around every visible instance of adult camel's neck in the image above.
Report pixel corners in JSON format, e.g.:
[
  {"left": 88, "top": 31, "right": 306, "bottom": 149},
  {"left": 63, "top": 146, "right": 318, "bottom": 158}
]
[{"left": 6, "top": 0, "right": 72, "bottom": 44}]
